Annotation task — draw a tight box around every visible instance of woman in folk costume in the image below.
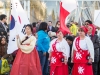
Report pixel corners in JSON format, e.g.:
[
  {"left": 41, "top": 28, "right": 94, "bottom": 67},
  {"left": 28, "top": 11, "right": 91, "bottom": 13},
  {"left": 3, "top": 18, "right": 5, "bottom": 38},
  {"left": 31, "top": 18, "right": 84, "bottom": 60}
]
[
  {"left": 48, "top": 30, "right": 70, "bottom": 75},
  {"left": 71, "top": 27, "right": 94, "bottom": 75},
  {"left": 10, "top": 24, "right": 42, "bottom": 75}
]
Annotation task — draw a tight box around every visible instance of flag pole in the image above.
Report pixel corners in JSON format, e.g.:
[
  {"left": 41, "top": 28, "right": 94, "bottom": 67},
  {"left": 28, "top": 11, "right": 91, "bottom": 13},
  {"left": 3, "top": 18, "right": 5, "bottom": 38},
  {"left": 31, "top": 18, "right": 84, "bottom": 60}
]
[
  {"left": 79, "top": 9, "right": 82, "bottom": 26},
  {"left": 75, "top": 0, "right": 83, "bottom": 26},
  {"left": 79, "top": 0, "right": 83, "bottom": 26},
  {"left": 94, "top": 11, "right": 100, "bottom": 23}
]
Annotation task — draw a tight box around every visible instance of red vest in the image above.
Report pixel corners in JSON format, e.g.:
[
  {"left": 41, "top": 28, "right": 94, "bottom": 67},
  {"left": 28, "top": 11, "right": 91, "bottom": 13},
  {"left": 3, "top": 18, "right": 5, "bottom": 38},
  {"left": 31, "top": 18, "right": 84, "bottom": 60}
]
[
  {"left": 50, "top": 40, "right": 64, "bottom": 66},
  {"left": 73, "top": 37, "right": 90, "bottom": 63}
]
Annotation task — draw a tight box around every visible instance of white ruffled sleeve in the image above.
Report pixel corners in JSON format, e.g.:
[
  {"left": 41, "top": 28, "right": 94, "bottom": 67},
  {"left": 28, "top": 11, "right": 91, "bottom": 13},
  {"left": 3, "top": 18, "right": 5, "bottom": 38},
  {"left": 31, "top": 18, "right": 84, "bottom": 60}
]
[
  {"left": 85, "top": 37, "right": 94, "bottom": 62},
  {"left": 71, "top": 38, "right": 77, "bottom": 63},
  {"left": 62, "top": 39, "right": 70, "bottom": 60}
]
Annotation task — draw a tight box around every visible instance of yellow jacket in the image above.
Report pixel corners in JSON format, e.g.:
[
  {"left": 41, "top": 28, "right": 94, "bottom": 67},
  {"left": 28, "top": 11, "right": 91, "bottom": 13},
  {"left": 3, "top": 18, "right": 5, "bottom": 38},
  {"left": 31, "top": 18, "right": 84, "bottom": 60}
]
[{"left": 70, "top": 24, "right": 78, "bottom": 36}]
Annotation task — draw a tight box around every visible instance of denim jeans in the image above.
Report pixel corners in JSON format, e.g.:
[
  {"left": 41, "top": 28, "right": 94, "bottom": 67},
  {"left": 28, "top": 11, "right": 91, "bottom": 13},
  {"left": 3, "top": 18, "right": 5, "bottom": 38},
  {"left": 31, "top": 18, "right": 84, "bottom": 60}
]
[{"left": 38, "top": 51, "right": 49, "bottom": 75}]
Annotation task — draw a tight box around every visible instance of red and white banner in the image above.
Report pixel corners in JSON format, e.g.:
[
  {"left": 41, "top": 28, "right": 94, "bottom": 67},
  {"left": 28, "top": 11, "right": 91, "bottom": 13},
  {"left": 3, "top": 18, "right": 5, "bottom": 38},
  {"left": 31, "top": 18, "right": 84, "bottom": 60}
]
[{"left": 60, "top": 0, "right": 77, "bottom": 35}]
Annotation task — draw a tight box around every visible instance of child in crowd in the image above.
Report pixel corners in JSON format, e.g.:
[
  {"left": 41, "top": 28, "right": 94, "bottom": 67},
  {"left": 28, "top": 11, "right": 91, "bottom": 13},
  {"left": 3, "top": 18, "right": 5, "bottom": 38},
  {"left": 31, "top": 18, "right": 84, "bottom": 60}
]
[
  {"left": 0, "top": 36, "right": 13, "bottom": 74},
  {"left": 66, "top": 36, "right": 74, "bottom": 75},
  {"left": 0, "top": 36, "right": 13, "bottom": 63}
]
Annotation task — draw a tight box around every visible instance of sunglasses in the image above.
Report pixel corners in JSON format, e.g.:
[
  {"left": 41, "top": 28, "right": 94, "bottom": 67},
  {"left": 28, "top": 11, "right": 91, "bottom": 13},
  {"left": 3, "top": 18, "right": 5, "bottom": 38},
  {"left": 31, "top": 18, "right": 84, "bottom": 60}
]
[{"left": 85, "top": 24, "right": 89, "bottom": 25}]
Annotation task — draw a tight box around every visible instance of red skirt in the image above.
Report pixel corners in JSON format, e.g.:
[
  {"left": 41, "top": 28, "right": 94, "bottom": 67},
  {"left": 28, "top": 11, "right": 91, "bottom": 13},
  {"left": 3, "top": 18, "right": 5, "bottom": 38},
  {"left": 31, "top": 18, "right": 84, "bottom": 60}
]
[
  {"left": 50, "top": 63, "right": 69, "bottom": 75},
  {"left": 72, "top": 63, "right": 93, "bottom": 75},
  {"left": 10, "top": 48, "right": 42, "bottom": 75}
]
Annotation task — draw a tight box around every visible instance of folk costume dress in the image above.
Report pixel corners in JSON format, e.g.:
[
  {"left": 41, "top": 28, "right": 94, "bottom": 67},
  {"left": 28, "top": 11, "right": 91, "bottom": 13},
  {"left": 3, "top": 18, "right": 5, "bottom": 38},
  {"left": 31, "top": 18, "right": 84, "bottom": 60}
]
[
  {"left": 49, "top": 38, "right": 70, "bottom": 75},
  {"left": 71, "top": 36, "right": 94, "bottom": 75},
  {"left": 10, "top": 35, "right": 42, "bottom": 75}
]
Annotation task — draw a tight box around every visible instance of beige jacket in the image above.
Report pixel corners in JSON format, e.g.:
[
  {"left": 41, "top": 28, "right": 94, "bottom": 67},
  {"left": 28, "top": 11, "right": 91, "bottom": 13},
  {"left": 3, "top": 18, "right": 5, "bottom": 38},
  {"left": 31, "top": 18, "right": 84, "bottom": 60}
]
[{"left": 17, "top": 35, "right": 36, "bottom": 54}]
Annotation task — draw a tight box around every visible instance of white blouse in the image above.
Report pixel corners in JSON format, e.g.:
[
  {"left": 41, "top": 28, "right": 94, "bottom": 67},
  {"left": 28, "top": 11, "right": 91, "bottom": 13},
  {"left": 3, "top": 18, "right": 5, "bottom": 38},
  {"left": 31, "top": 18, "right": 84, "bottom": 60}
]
[
  {"left": 49, "top": 38, "right": 70, "bottom": 59},
  {"left": 73, "top": 39, "right": 88, "bottom": 51}
]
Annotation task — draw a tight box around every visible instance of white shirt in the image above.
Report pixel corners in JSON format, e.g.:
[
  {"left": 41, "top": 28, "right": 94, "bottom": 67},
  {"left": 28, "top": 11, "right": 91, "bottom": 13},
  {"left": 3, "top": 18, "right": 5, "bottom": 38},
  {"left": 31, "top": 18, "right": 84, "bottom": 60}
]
[
  {"left": 49, "top": 26, "right": 52, "bottom": 31},
  {"left": 73, "top": 39, "right": 88, "bottom": 51},
  {"left": 49, "top": 38, "right": 70, "bottom": 59},
  {"left": 1, "top": 22, "right": 7, "bottom": 32},
  {"left": 86, "top": 34, "right": 92, "bottom": 39}
]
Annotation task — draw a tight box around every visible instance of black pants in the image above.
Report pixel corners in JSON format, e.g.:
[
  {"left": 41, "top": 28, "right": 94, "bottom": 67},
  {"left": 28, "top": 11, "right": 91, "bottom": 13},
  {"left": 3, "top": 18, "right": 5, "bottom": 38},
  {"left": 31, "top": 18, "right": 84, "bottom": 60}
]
[
  {"left": 93, "top": 49, "right": 99, "bottom": 75},
  {"left": 68, "top": 58, "right": 73, "bottom": 74},
  {"left": 98, "top": 56, "right": 100, "bottom": 75},
  {"left": 93, "top": 63, "right": 98, "bottom": 75}
]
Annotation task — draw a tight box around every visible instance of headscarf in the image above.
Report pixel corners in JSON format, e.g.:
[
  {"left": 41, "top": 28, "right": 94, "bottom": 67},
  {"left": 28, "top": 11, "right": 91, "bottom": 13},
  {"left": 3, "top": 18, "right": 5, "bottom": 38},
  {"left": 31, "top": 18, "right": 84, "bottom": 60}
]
[
  {"left": 82, "top": 24, "right": 96, "bottom": 36},
  {"left": 89, "top": 24, "right": 96, "bottom": 36},
  {"left": 80, "top": 26, "right": 87, "bottom": 34}
]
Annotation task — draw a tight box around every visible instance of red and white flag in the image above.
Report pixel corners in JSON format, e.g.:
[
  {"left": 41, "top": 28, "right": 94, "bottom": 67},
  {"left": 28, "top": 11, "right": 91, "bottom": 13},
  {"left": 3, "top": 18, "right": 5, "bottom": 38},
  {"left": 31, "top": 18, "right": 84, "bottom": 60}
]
[{"left": 60, "top": 0, "right": 77, "bottom": 35}]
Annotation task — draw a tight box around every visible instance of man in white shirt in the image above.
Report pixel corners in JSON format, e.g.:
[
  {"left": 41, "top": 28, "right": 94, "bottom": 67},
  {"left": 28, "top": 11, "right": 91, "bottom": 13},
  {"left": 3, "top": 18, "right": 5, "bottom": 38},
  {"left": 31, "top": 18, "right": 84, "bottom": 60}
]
[{"left": 47, "top": 21, "right": 56, "bottom": 32}]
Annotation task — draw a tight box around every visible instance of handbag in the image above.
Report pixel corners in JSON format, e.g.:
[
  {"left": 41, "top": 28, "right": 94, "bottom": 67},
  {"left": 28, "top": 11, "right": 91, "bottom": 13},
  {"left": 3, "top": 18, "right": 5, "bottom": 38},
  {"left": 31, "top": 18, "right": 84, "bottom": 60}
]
[
  {"left": 1, "top": 59, "right": 10, "bottom": 74},
  {"left": 0, "top": 60, "right": 2, "bottom": 68}
]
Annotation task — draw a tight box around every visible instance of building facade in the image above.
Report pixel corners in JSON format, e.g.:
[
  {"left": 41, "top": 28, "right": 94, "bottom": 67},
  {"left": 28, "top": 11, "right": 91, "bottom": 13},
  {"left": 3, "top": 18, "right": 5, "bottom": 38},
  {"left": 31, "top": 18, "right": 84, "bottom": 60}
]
[{"left": 0, "top": 0, "right": 100, "bottom": 24}]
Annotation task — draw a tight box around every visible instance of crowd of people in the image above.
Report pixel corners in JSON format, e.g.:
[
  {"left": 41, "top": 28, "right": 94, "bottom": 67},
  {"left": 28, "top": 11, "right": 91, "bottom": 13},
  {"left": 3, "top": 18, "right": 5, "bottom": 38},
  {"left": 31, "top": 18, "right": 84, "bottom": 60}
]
[{"left": 0, "top": 14, "right": 100, "bottom": 75}]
